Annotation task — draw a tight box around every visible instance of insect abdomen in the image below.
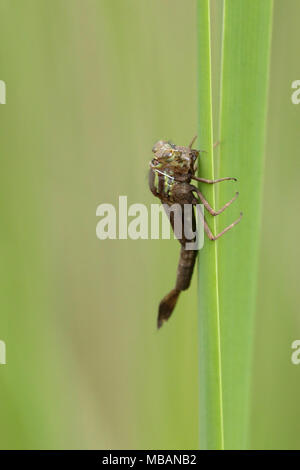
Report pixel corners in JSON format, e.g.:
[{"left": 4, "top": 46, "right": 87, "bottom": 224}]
[{"left": 176, "top": 247, "right": 197, "bottom": 291}]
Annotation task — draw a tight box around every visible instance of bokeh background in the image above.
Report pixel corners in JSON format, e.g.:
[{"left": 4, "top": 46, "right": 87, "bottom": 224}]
[{"left": 0, "top": 0, "right": 299, "bottom": 450}]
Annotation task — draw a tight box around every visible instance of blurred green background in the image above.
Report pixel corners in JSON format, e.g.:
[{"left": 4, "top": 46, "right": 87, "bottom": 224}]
[{"left": 0, "top": 0, "right": 299, "bottom": 450}]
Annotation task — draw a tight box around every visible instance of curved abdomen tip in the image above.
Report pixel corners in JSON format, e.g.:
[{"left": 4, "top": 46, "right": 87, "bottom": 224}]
[{"left": 157, "top": 289, "right": 180, "bottom": 329}]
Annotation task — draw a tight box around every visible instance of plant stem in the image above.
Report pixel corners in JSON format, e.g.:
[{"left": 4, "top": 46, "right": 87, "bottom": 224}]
[
  {"left": 197, "top": 0, "right": 224, "bottom": 450},
  {"left": 197, "top": 0, "right": 273, "bottom": 449}
]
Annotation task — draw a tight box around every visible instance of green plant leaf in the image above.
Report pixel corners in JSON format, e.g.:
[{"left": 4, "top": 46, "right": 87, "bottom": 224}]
[
  {"left": 197, "top": 0, "right": 273, "bottom": 449},
  {"left": 197, "top": 0, "right": 224, "bottom": 450}
]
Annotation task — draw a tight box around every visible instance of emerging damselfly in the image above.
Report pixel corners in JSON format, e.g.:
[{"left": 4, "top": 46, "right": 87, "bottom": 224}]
[{"left": 149, "top": 136, "right": 242, "bottom": 329}]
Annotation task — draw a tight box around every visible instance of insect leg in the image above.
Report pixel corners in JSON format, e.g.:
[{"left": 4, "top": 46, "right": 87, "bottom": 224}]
[
  {"left": 197, "top": 209, "right": 243, "bottom": 241},
  {"left": 191, "top": 186, "right": 239, "bottom": 216},
  {"left": 190, "top": 139, "right": 219, "bottom": 151},
  {"left": 191, "top": 175, "right": 237, "bottom": 184},
  {"left": 188, "top": 135, "right": 197, "bottom": 148}
]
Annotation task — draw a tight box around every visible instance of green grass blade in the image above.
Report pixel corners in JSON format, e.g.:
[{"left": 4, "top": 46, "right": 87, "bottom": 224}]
[
  {"left": 198, "top": 0, "right": 273, "bottom": 449},
  {"left": 217, "top": 0, "right": 273, "bottom": 449},
  {"left": 197, "top": 0, "right": 224, "bottom": 450}
]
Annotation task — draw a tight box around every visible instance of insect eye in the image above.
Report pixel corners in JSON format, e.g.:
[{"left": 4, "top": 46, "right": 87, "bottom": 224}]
[{"left": 152, "top": 158, "right": 159, "bottom": 166}]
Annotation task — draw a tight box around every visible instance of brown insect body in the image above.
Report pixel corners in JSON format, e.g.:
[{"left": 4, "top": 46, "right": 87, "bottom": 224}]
[{"left": 149, "top": 137, "right": 242, "bottom": 329}]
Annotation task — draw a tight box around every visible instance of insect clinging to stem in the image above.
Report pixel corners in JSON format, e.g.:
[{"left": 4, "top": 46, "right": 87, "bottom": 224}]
[{"left": 149, "top": 136, "right": 243, "bottom": 329}]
